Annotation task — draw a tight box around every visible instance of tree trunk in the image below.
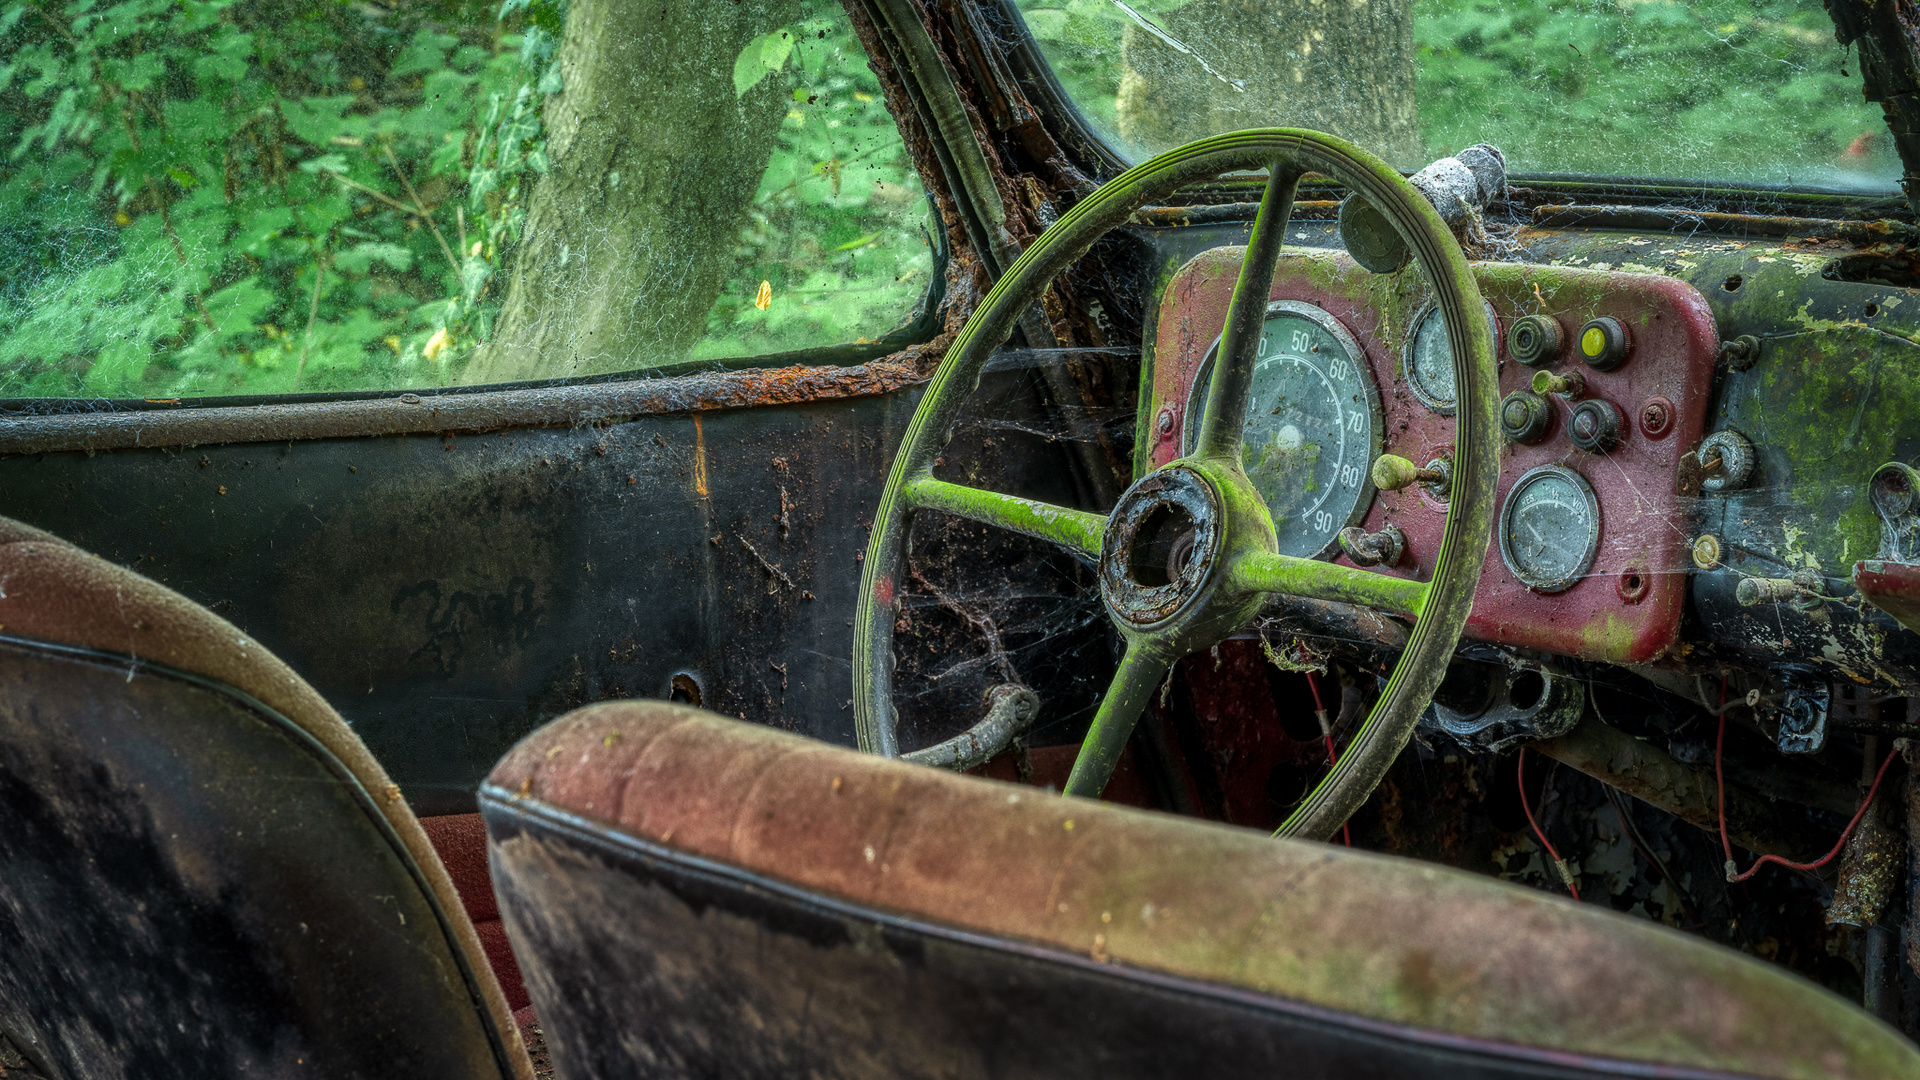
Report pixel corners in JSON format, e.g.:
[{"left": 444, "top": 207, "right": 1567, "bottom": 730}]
[
  {"left": 1114, "top": 0, "right": 1420, "bottom": 166},
  {"left": 463, "top": 0, "right": 798, "bottom": 385}
]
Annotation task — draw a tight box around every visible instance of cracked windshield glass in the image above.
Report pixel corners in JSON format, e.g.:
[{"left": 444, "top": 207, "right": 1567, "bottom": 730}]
[
  {"left": 1014, "top": 0, "right": 1900, "bottom": 189},
  {"left": 0, "top": 0, "right": 933, "bottom": 399}
]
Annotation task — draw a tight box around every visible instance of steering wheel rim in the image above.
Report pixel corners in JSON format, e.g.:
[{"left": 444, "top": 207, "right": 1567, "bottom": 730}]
[{"left": 854, "top": 129, "right": 1500, "bottom": 840}]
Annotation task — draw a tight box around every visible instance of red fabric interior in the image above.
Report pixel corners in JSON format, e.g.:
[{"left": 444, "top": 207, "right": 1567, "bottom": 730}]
[{"left": 421, "top": 813, "right": 528, "bottom": 1011}]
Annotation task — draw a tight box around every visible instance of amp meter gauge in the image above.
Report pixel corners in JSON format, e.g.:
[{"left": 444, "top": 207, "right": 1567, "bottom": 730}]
[
  {"left": 1185, "top": 301, "right": 1383, "bottom": 559},
  {"left": 1498, "top": 464, "right": 1601, "bottom": 593},
  {"left": 1404, "top": 300, "right": 1498, "bottom": 416}
]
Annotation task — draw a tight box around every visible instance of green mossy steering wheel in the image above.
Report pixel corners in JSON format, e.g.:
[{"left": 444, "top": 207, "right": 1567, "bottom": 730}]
[{"left": 854, "top": 130, "right": 1500, "bottom": 839}]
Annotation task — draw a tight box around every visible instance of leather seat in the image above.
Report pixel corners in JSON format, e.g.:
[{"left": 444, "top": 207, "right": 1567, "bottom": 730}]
[
  {"left": 482, "top": 699, "right": 1920, "bottom": 1080},
  {"left": 0, "top": 518, "right": 533, "bottom": 1079}
]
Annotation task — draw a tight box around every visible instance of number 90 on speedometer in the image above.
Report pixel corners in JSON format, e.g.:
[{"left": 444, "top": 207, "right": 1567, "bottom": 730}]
[{"left": 1185, "top": 301, "right": 1383, "bottom": 560}]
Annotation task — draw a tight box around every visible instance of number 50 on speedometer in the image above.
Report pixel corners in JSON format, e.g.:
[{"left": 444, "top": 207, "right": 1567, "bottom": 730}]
[{"left": 1185, "top": 301, "right": 1384, "bottom": 560}]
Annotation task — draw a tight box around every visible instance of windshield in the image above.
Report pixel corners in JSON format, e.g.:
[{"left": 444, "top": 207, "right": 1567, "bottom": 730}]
[{"left": 1014, "top": 0, "right": 1900, "bottom": 192}]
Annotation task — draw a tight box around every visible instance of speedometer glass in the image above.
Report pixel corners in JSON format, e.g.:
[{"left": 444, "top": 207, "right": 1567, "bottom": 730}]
[
  {"left": 1405, "top": 300, "right": 1498, "bottom": 415},
  {"left": 1185, "top": 301, "right": 1382, "bottom": 559},
  {"left": 1498, "top": 465, "right": 1601, "bottom": 592}
]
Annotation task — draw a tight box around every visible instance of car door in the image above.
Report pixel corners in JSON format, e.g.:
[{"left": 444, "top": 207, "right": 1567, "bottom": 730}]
[{"left": 0, "top": 0, "right": 1121, "bottom": 814}]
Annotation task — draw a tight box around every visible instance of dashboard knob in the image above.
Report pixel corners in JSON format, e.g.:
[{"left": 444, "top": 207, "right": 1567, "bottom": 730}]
[
  {"left": 1338, "top": 524, "right": 1406, "bottom": 567},
  {"left": 1577, "top": 316, "right": 1630, "bottom": 371},
  {"left": 1568, "top": 399, "right": 1624, "bottom": 452},
  {"left": 1698, "top": 429, "right": 1755, "bottom": 491},
  {"left": 1508, "top": 315, "right": 1562, "bottom": 367},
  {"left": 1372, "top": 454, "right": 1449, "bottom": 494},
  {"left": 1499, "top": 390, "right": 1553, "bottom": 444},
  {"left": 1530, "top": 368, "right": 1585, "bottom": 399}
]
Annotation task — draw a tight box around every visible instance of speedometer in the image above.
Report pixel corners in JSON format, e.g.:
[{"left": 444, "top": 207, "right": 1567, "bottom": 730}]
[{"left": 1185, "top": 301, "right": 1382, "bottom": 559}]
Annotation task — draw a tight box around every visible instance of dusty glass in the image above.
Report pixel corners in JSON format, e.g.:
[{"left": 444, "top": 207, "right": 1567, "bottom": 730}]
[
  {"left": 0, "top": 0, "right": 931, "bottom": 400},
  {"left": 1015, "top": 0, "right": 1900, "bottom": 190}
]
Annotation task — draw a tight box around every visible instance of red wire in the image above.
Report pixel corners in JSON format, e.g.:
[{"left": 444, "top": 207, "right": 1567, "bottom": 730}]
[
  {"left": 1517, "top": 748, "right": 1580, "bottom": 900},
  {"left": 1304, "top": 671, "right": 1351, "bottom": 847},
  {"left": 1715, "top": 676, "right": 1900, "bottom": 882}
]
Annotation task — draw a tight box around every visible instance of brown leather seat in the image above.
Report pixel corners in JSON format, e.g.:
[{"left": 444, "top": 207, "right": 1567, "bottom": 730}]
[
  {"left": 0, "top": 518, "right": 533, "bottom": 1079},
  {"left": 482, "top": 699, "right": 1920, "bottom": 1080}
]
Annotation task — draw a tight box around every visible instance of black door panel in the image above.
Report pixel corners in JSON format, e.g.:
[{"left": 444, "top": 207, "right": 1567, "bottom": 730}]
[{"left": 2, "top": 394, "right": 916, "bottom": 813}]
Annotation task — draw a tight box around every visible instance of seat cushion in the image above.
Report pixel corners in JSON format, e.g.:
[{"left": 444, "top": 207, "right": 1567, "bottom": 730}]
[
  {"left": 0, "top": 518, "right": 531, "bottom": 1078},
  {"left": 482, "top": 700, "right": 1920, "bottom": 1080}
]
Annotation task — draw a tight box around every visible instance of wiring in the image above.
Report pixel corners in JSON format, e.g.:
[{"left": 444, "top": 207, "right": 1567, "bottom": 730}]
[
  {"left": 1517, "top": 748, "right": 1580, "bottom": 900},
  {"left": 1303, "top": 669, "right": 1351, "bottom": 847},
  {"left": 1714, "top": 675, "right": 1901, "bottom": 882},
  {"left": 1604, "top": 784, "right": 1699, "bottom": 925}
]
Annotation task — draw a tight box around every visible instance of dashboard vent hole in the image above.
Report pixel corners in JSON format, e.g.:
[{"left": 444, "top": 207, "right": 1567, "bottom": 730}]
[{"left": 1508, "top": 670, "right": 1546, "bottom": 712}]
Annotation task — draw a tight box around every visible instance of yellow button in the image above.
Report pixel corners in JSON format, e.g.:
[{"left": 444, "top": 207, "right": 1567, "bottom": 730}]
[{"left": 1581, "top": 326, "right": 1606, "bottom": 357}]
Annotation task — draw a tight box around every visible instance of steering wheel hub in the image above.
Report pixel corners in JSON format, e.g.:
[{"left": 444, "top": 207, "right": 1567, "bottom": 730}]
[{"left": 1098, "top": 465, "right": 1224, "bottom": 629}]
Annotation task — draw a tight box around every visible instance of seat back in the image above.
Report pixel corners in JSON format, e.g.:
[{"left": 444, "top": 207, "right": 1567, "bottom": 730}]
[
  {"left": 0, "top": 519, "right": 530, "bottom": 1079},
  {"left": 482, "top": 699, "right": 1920, "bottom": 1080}
]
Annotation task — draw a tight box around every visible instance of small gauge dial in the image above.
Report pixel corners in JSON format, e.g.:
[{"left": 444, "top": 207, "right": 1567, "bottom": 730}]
[
  {"left": 1405, "top": 301, "right": 1498, "bottom": 416},
  {"left": 1498, "top": 465, "right": 1601, "bottom": 592},
  {"left": 1185, "top": 301, "right": 1382, "bottom": 559}
]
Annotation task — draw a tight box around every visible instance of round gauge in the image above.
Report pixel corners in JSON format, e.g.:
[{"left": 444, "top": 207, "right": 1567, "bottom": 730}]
[
  {"left": 1498, "top": 464, "right": 1601, "bottom": 593},
  {"left": 1185, "top": 301, "right": 1382, "bottom": 559},
  {"left": 1404, "top": 301, "right": 1498, "bottom": 416}
]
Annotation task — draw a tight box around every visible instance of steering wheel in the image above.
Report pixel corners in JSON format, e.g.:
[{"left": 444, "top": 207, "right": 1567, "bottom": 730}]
[{"left": 853, "top": 129, "right": 1499, "bottom": 839}]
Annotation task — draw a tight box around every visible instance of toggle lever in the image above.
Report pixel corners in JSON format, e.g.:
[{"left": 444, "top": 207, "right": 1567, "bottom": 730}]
[
  {"left": 1531, "top": 369, "right": 1586, "bottom": 399},
  {"left": 1373, "top": 454, "right": 1452, "bottom": 498}
]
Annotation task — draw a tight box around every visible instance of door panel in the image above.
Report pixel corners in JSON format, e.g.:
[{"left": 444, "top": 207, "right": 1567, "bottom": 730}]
[{"left": 2, "top": 394, "right": 915, "bottom": 813}]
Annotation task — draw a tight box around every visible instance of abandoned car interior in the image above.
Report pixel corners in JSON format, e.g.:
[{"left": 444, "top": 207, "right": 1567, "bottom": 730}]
[{"left": 5, "top": 0, "right": 1920, "bottom": 1075}]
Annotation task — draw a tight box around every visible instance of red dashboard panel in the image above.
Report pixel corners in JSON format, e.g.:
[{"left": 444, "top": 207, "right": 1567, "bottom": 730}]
[{"left": 1148, "top": 249, "right": 1719, "bottom": 664}]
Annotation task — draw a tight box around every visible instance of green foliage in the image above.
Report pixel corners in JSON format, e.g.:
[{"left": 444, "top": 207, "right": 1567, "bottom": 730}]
[
  {"left": 0, "top": 0, "right": 561, "bottom": 398},
  {"left": 1415, "top": 0, "right": 1896, "bottom": 186},
  {"left": 1016, "top": 0, "right": 1899, "bottom": 188},
  {"left": 0, "top": 0, "right": 929, "bottom": 399},
  {"left": 694, "top": 2, "right": 933, "bottom": 362}
]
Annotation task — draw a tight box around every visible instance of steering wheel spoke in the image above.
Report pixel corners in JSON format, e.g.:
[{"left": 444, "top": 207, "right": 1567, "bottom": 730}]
[
  {"left": 1193, "top": 164, "right": 1301, "bottom": 463},
  {"left": 904, "top": 474, "right": 1104, "bottom": 561},
  {"left": 1061, "top": 640, "right": 1173, "bottom": 798},
  {"left": 1230, "top": 551, "right": 1429, "bottom": 617}
]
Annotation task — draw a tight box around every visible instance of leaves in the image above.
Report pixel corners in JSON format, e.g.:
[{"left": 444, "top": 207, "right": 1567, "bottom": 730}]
[{"left": 733, "top": 27, "right": 795, "bottom": 98}]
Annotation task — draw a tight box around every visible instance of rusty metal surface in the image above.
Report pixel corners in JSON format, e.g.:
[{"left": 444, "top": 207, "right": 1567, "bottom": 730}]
[
  {"left": 1532, "top": 712, "right": 1830, "bottom": 860},
  {"left": 1531, "top": 205, "right": 1919, "bottom": 246},
  {"left": 0, "top": 348, "right": 949, "bottom": 456},
  {"left": 1829, "top": 791, "right": 1906, "bottom": 928}
]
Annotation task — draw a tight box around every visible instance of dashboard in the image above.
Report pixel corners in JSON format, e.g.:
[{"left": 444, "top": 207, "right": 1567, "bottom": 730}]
[{"left": 1146, "top": 248, "right": 1719, "bottom": 665}]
